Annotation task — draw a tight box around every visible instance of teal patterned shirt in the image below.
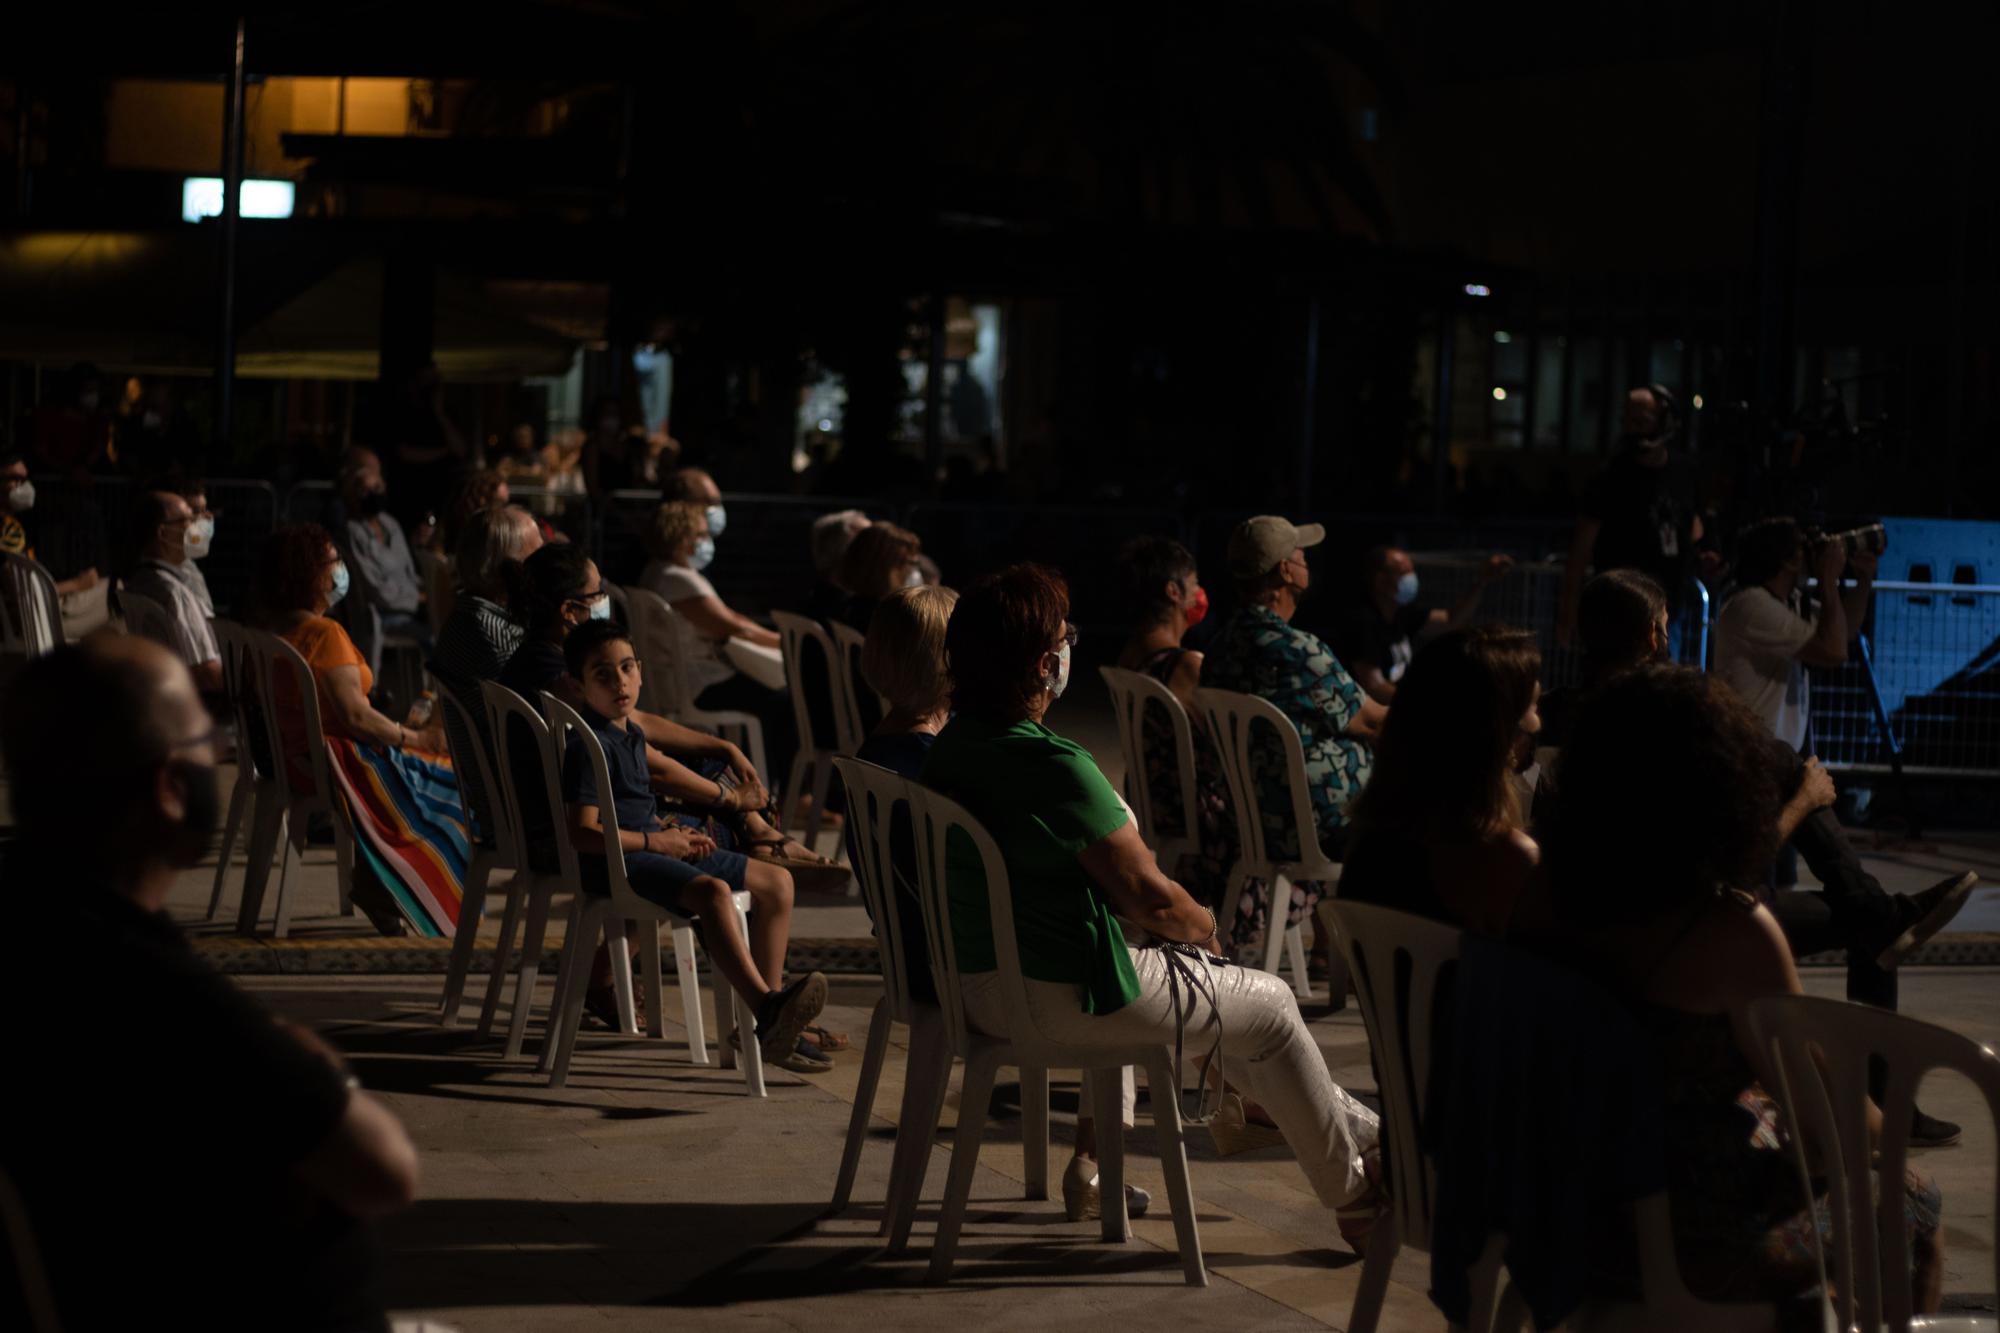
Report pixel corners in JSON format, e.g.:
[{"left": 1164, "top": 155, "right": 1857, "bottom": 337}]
[{"left": 1200, "top": 604, "right": 1373, "bottom": 858}]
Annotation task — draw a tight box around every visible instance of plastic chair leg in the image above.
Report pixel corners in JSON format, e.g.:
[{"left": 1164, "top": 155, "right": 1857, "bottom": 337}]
[
  {"left": 1345, "top": 1202, "right": 1402, "bottom": 1333},
  {"left": 333, "top": 817, "right": 355, "bottom": 917},
  {"left": 804, "top": 755, "right": 833, "bottom": 858},
  {"left": 502, "top": 876, "right": 557, "bottom": 1061},
  {"left": 885, "top": 1013, "right": 952, "bottom": 1250},
  {"left": 549, "top": 902, "right": 611, "bottom": 1088},
  {"left": 732, "top": 986, "right": 767, "bottom": 1098},
  {"left": 1020, "top": 1065, "right": 1050, "bottom": 1201},
  {"left": 608, "top": 922, "right": 637, "bottom": 1035},
  {"left": 1143, "top": 1050, "right": 1207, "bottom": 1287},
  {"left": 1261, "top": 873, "right": 1291, "bottom": 976},
  {"left": 1285, "top": 923, "right": 1313, "bottom": 1000},
  {"left": 639, "top": 927, "right": 666, "bottom": 1040},
  {"left": 439, "top": 853, "right": 497, "bottom": 1027},
  {"left": 207, "top": 770, "right": 253, "bottom": 920},
  {"left": 475, "top": 870, "right": 526, "bottom": 1038},
  {"left": 927, "top": 1048, "right": 1002, "bottom": 1283},
  {"left": 536, "top": 896, "right": 586, "bottom": 1074},
  {"left": 672, "top": 924, "right": 708, "bottom": 1065},
  {"left": 780, "top": 750, "right": 811, "bottom": 841},
  {"left": 833, "top": 996, "right": 892, "bottom": 1213},
  {"left": 272, "top": 832, "right": 303, "bottom": 938},
  {"left": 1093, "top": 1067, "right": 1130, "bottom": 1243},
  {"left": 236, "top": 795, "right": 287, "bottom": 933}
]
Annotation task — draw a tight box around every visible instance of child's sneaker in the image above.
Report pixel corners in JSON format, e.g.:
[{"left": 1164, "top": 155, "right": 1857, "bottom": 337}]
[{"left": 755, "top": 972, "right": 827, "bottom": 1064}]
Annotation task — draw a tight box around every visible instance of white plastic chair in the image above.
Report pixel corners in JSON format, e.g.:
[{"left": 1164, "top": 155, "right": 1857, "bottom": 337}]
[
  {"left": 1192, "top": 686, "right": 1328, "bottom": 999},
  {"left": 0, "top": 1164, "right": 58, "bottom": 1333},
  {"left": 772, "top": 611, "right": 862, "bottom": 851},
  {"left": 236, "top": 628, "right": 359, "bottom": 936},
  {"left": 904, "top": 782, "right": 1206, "bottom": 1286},
  {"left": 1744, "top": 993, "right": 2000, "bottom": 1333},
  {"left": 535, "top": 692, "right": 767, "bottom": 1095},
  {"left": 434, "top": 686, "right": 519, "bottom": 1028},
  {"left": 1323, "top": 900, "right": 1792, "bottom": 1333},
  {"left": 829, "top": 619, "right": 885, "bottom": 722},
  {"left": 116, "top": 584, "right": 177, "bottom": 647},
  {"left": 622, "top": 583, "right": 769, "bottom": 778},
  {"left": 1099, "top": 666, "right": 1201, "bottom": 874},
  {"left": 828, "top": 757, "right": 955, "bottom": 1242},
  {"left": 0, "top": 550, "right": 62, "bottom": 659},
  {"left": 206, "top": 618, "right": 285, "bottom": 923}
]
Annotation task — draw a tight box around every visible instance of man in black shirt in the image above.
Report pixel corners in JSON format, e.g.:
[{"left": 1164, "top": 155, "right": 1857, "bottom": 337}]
[
  {"left": 0, "top": 637, "right": 420, "bottom": 1329},
  {"left": 1557, "top": 385, "right": 1701, "bottom": 654},
  {"left": 1337, "top": 546, "right": 1514, "bottom": 703}
]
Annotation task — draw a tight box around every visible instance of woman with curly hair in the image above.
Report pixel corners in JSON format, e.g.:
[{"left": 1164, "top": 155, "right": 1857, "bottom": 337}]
[
  {"left": 257, "top": 522, "right": 467, "bottom": 937},
  {"left": 1545, "top": 665, "right": 1943, "bottom": 1311},
  {"left": 836, "top": 521, "right": 924, "bottom": 635}
]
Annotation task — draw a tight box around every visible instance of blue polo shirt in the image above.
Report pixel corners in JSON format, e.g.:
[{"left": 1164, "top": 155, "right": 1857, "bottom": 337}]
[{"left": 561, "top": 705, "right": 660, "bottom": 834}]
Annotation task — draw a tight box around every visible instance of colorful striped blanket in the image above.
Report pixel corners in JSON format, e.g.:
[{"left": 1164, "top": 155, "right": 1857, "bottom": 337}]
[{"left": 324, "top": 737, "right": 469, "bottom": 938}]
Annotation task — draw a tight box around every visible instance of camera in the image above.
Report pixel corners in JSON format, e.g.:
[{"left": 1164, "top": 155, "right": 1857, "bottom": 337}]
[{"left": 1804, "top": 523, "right": 1888, "bottom": 559}]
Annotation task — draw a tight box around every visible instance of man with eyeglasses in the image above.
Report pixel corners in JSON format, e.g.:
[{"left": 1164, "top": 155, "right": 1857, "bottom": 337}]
[{"left": 124, "top": 488, "right": 224, "bottom": 696}]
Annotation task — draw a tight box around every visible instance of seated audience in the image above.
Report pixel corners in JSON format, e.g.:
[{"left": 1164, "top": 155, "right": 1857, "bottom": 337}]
[
  {"left": 0, "top": 637, "right": 419, "bottom": 1329},
  {"left": 1337, "top": 545, "right": 1514, "bottom": 703},
  {"left": 922, "top": 563, "right": 1385, "bottom": 1250},
  {"left": 176, "top": 477, "right": 219, "bottom": 614},
  {"left": 0, "top": 451, "right": 34, "bottom": 558},
  {"left": 1544, "top": 567, "right": 1974, "bottom": 1146},
  {"left": 836, "top": 521, "right": 925, "bottom": 635},
  {"left": 1113, "top": 536, "right": 1235, "bottom": 913},
  {"left": 259, "top": 523, "right": 465, "bottom": 937},
  {"left": 804, "top": 507, "right": 871, "bottom": 624},
  {"left": 431, "top": 504, "right": 544, "bottom": 843},
  {"left": 1339, "top": 626, "right": 1543, "bottom": 936},
  {"left": 336, "top": 446, "right": 431, "bottom": 651},
  {"left": 1, "top": 451, "right": 109, "bottom": 634},
  {"left": 639, "top": 498, "right": 797, "bottom": 784},
  {"left": 123, "top": 487, "right": 224, "bottom": 697},
  {"left": 662, "top": 464, "right": 726, "bottom": 536},
  {"left": 559, "top": 619, "right": 827, "bottom": 1068},
  {"left": 425, "top": 466, "right": 512, "bottom": 624},
  {"left": 1544, "top": 666, "right": 1943, "bottom": 1310},
  {"left": 1201, "top": 515, "right": 1386, "bottom": 948}
]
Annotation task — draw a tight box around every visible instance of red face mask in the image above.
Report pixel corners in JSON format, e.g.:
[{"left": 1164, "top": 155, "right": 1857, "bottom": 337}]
[{"left": 1183, "top": 585, "right": 1209, "bottom": 628}]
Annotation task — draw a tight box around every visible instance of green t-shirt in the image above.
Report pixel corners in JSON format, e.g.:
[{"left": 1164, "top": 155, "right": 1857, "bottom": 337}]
[{"left": 918, "top": 714, "right": 1142, "bottom": 1015}]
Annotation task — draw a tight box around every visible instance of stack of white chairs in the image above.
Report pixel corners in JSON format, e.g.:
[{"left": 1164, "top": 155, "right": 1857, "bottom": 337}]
[
  {"left": 620, "top": 583, "right": 768, "bottom": 778},
  {"left": 434, "top": 687, "right": 519, "bottom": 1029}
]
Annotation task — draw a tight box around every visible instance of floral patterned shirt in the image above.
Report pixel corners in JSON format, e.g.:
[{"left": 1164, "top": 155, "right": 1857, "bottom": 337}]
[{"left": 1200, "top": 604, "right": 1373, "bottom": 859}]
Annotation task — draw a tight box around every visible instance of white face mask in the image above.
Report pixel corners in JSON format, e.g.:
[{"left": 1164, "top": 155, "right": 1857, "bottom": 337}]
[
  {"left": 689, "top": 535, "right": 716, "bottom": 572},
  {"left": 902, "top": 565, "right": 925, "bottom": 589},
  {"left": 4, "top": 479, "right": 33, "bottom": 514},
  {"left": 1393, "top": 571, "right": 1420, "bottom": 606},
  {"left": 1045, "top": 642, "right": 1071, "bottom": 700},
  {"left": 705, "top": 504, "right": 727, "bottom": 537},
  {"left": 589, "top": 594, "right": 612, "bottom": 621},
  {"left": 185, "top": 517, "right": 215, "bottom": 559},
  {"left": 327, "top": 562, "right": 351, "bottom": 609}
]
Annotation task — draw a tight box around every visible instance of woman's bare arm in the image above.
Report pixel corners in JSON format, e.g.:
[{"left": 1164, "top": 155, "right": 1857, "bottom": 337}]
[
  {"left": 672, "top": 594, "right": 780, "bottom": 649},
  {"left": 1078, "top": 820, "right": 1218, "bottom": 950}
]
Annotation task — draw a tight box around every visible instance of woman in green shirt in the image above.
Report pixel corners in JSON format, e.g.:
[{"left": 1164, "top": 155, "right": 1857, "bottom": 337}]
[{"left": 922, "top": 564, "right": 1384, "bottom": 1252}]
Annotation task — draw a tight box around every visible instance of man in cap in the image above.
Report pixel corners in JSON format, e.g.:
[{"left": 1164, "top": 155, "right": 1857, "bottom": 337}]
[{"left": 1201, "top": 516, "right": 1386, "bottom": 945}]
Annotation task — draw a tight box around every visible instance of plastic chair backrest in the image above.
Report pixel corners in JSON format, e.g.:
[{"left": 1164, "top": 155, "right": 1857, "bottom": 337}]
[
  {"left": 117, "top": 585, "right": 177, "bottom": 648},
  {"left": 438, "top": 684, "right": 508, "bottom": 853},
  {"left": 906, "top": 782, "right": 1069, "bottom": 1063},
  {"left": 481, "top": 680, "right": 574, "bottom": 885},
  {"left": 828, "top": 620, "right": 878, "bottom": 735},
  {"left": 254, "top": 627, "right": 338, "bottom": 810},
  {"left": 833, "top": 757, "right": 922, "bottom": 1024},
  {"left": 621, "top": 583, "right": 696, "bottom": 716},
  {"left": 212, "top": 619, "right": 275, "bottom": 781},
  {"left": 1099, "top": 666, "right": 1200, "bottom": 860},
  {"left": 773, "top": 610, "right": 852, "bottom": 753},
  {"left": 540, "top": 693, "right": 656, "bottom": 921},
  {"left": 1193, "top": 686, "right": 1339, "bottom": 879},
  {"left": 1319, "top": 900, "right": 1462, "bottom": 1252},
  {"left": 0, "top": 551, "right": 63, "bottom": 658},
  {"left": 1743, "top": 993, "right": 2000, "bottom": 1333}
]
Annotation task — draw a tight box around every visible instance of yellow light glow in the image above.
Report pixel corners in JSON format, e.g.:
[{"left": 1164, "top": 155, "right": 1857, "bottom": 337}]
[{"left": 1492, "top": 387, "right": 1508, "bottom": 401}]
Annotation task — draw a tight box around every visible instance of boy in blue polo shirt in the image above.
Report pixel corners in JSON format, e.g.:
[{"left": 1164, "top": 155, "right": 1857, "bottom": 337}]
[{"left": 562, "top": 619, "right": 826, "bottom": 1067}]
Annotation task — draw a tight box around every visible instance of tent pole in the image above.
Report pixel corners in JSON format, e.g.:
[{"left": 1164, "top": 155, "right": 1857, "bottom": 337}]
[{"left": 215, "top": 15, "right": 247, "bottom": 463}]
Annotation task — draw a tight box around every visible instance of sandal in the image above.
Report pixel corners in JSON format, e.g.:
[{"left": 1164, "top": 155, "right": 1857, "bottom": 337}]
[
  {"left": 805, "top": 1023, "right": 850, "bottom": 1053},
  {"left": 1335, "top": 1146, "right": 1389, "bottom": 1257},
  {"left": 747, "top": 837, "right": 852, "bottom": 892}
]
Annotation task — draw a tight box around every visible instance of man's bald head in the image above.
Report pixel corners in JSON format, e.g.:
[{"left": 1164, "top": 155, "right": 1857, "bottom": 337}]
[
  {"left": 662, "top": 467, "right": 721, "bottom": 506},
  {"left": 2, "top": 635, "right": 212, "bottom": 858}
]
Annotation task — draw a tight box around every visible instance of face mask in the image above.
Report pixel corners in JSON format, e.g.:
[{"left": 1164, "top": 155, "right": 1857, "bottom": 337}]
[
  {"left": 5, "top": 480, "right": 33, "bottom": 513},
  {"left": 327, "top": 562, "right": 351, "bottom": 609},
  {"left": 689, "top": 536, "right": 716, "bottom": 572},
  {"left": 1045, "top": 642, "right": 1071, "bottom": 700},
  {"left": 705, "top": 504, "right": 728, "bottom": 537},
  {"left": 589, "top": 594, "right": 613, "bottom": 621},
  {"left": 356, "top": 490, "right": 386, "bottom": 518},
  {"left": 185, "top": 517, "right": 214, "bottom": 560},
  {"left": 165, "top": 759, "right": 221, "bottom": 868},
  {"left": 1394, "top": 571, "right": 1420, "bottom": 606},
  {"left": 1183, "top": 585, "right": 1209, "bottom": 628},
  {"left": 902, "top": 565, "right": 925, "bottom": 589}
]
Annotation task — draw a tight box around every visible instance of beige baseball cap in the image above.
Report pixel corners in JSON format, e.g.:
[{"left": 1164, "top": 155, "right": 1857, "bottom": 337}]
[{"left": 1226, "top": 515, "right": 1326, "bottom": 578}]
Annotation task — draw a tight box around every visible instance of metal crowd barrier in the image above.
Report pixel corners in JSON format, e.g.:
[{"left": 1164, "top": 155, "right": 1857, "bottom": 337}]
[{"left": 1805, "top": 580, "right": 2000, "bottom": 777}]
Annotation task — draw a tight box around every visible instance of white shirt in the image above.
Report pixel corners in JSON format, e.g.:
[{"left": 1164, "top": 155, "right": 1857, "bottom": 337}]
[
  {"left": 1714, "top": 585, "right": 1815, "bottom": 750},
  {"left": 126, "top": 558, "right": 220, "bottom": 673},
  {"left": 640, "top": 559, "right": 734, "bottom": 693}
]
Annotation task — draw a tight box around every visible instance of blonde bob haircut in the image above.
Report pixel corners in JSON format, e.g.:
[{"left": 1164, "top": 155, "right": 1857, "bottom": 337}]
[
  {"left": 862, "top": 584, "right": 958, "bottom": 716},
  {"left": 644, "top": 499, "right": 710, "bottom": 562}
]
